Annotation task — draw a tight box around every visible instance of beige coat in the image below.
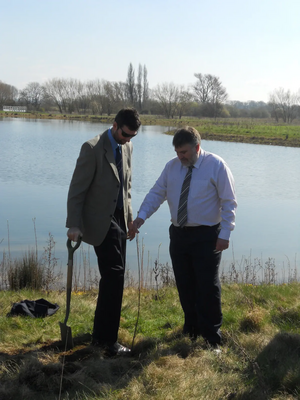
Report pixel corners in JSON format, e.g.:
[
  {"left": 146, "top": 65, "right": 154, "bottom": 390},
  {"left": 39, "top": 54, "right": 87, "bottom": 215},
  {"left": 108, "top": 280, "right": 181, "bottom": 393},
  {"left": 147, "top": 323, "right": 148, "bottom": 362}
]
[{"left": 66, "top": 130, "right": 133, "bottom": 246}]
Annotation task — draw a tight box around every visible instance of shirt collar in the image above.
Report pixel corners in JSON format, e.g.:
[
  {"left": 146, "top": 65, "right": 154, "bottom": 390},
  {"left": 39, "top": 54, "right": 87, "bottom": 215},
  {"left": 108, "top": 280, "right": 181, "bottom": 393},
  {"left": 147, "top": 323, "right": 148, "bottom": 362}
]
[
  {"left": 108, "top": 127, "right": 119, "bottom": 150},
  {"left": 193, "top": 149, "right": 204, "bottom": 169}
]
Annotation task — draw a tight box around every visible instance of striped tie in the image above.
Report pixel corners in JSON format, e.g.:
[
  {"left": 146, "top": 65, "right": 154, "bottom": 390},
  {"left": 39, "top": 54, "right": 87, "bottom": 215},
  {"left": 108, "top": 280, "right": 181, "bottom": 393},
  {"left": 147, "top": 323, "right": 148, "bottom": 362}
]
[
  {"left": 116, "top": 145, "right": 123, "bottom": 209},
  {"left": 177, "top": 166, "right": 193, "bottom": 227}
]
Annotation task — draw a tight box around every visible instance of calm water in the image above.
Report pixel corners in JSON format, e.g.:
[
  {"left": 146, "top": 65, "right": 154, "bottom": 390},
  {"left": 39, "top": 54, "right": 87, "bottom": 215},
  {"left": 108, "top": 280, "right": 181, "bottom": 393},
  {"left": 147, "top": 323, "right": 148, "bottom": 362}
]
[{"left": 1, "top": 118, "right": 300, "bottom": 276}]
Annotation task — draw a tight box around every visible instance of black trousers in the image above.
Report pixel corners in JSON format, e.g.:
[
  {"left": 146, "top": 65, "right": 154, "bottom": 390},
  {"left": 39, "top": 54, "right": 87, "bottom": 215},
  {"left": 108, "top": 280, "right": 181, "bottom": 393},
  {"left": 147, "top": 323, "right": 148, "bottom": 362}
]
[
  {"left": 169, "top": 223, "right": 222, "bottom": 344},
  {"left": 92, "top": 208, "right": 127, "bottom": 344}
]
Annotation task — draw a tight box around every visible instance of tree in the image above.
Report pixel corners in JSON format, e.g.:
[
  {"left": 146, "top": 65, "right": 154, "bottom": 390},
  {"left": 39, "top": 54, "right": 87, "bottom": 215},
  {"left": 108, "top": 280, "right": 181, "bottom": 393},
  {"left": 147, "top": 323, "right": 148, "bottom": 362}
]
[
  {"left": 19, "top": 82, "right": 44, "bottom": 111},
  {"left": 72, "top": 80, "right": 90, "bottom": 114},
  {"left": 113, "top": 81, "right": 128, "bottom": 108},
  {"left": 193, "top": 73, "right": 228, "bottom": 118},
  {"left": 143, "top": 65, "right": 149, "bottom": 110},
  {"left": 43, "top": 78, "right": 90, "bottom": 114},
  {"left": 0, "top": 81, "right": 18, "bottom": 107},
  {"left": 126, "top": 63, "right": 136, "bottom": 106},
  {"left": 176, "top": 87, "right": 193, "bottom": 119},
  {"left": 152, "top": 82, "right": 180, "bottom": 118},
  {"left": 268, "top": 88, "right": 299, "bottom": 123},
  {"left": 102, "top": 81, "right": 115, "bottom": 115},
  {"left": 225, "top": 100, "right": 270, "bottom": 118},
  {"left": 43, "top": 78, "right": 68, "bottom": 113},
  {"left": 86, "top": 79, "right": 105, "bottom": 114}
]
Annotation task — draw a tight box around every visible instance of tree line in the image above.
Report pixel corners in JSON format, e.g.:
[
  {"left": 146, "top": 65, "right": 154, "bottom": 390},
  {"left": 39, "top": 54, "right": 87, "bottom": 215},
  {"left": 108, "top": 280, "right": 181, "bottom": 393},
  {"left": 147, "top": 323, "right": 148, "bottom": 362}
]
[{"left": 1, "top": 63, "right": 300, "bottom": 122}]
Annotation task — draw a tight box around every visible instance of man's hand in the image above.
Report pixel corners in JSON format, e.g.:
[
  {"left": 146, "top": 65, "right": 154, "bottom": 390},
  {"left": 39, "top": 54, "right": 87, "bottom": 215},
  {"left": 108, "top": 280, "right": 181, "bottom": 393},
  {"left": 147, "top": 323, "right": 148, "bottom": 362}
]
[
  {"left": 215, "top": 238, "right": 229, "bottom": 252},
  {"left": 127, "top": 221, "right": 137, "bottom": 241},
  {"left": 67, "top": 227, "right": 83, "bottom": 242},
  {"left": 133, "top": 217, "right": 145, "bottom": 231}
]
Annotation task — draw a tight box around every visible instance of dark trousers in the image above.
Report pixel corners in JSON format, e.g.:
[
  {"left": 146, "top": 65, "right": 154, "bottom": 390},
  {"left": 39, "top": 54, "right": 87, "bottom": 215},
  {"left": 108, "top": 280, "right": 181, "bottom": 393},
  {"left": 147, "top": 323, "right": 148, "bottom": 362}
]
[
  {"left": 169, "top": 223, "right": 222, "bottom": 344},
  {"left": 92, "top": 208, "right": 127, "bottom": 344}
]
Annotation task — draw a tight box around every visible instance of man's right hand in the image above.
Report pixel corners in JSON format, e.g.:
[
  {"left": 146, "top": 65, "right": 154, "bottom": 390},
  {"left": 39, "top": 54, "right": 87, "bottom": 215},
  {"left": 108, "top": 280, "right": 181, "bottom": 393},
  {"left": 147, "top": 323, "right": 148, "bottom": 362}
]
[
  {"left": 67, "top": 227, "right": 83, "bottom": 242},
  {"left": 133, "top": 217, "right": 145, "bottom": 231}
]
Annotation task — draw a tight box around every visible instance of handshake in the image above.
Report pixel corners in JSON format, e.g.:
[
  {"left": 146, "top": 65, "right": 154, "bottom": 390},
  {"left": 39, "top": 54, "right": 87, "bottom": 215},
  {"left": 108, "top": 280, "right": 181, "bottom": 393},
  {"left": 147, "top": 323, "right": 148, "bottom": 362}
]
[{"left": 67, "top": 217, "right": 145, "bottom": 243}]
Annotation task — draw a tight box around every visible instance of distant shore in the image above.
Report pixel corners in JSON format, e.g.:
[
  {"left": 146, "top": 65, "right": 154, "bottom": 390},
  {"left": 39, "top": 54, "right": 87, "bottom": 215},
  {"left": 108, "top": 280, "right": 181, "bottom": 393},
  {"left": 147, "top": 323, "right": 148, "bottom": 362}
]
[{"left": 2, "top": 111, "right": 300, "bottom": 148}]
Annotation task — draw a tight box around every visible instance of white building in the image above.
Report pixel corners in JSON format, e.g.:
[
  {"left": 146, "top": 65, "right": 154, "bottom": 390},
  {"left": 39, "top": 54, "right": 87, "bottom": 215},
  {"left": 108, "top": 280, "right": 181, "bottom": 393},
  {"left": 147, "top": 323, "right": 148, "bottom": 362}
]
[{"left": 3, "top": 106, "right": 27, "bottom": 112}]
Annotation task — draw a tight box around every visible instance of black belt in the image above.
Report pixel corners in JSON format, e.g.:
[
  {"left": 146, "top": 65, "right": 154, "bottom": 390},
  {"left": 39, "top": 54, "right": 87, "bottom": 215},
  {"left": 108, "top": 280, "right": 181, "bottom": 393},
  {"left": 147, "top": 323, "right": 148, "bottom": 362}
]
[{"left": 173, "top": 224, "right": 209, "bottom": 230}]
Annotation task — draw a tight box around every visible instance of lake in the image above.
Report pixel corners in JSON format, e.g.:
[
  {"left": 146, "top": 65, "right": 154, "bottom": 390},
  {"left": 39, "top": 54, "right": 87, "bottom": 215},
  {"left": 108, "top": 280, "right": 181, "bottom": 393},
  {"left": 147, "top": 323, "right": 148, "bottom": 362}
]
[{"left": 1, "top": 117, "right": 300, "bottom": 279}]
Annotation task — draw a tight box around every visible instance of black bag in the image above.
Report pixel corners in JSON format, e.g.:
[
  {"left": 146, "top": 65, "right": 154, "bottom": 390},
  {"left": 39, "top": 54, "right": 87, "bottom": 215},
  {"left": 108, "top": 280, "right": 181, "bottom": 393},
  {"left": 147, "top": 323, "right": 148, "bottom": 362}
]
[{"left": 7, "top": 298, "right": 59, "bottom": 318}]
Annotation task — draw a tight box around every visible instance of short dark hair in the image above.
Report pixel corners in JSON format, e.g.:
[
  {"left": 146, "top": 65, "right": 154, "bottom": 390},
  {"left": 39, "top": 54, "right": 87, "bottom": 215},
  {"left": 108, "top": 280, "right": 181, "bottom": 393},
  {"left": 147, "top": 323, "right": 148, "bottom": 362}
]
[
  {"left": 172, "top": 126, "right": 201, "bottom": 148},
  {"left": 114, "top": 108, "right": 141, "bottom": 131}
]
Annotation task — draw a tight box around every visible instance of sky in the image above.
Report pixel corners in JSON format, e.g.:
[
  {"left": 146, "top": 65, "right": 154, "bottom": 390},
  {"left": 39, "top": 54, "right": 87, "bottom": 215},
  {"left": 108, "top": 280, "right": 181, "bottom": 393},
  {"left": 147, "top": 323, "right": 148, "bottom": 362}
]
[{"left": 1, "top": 0, "right": 300, "bottom": 103}]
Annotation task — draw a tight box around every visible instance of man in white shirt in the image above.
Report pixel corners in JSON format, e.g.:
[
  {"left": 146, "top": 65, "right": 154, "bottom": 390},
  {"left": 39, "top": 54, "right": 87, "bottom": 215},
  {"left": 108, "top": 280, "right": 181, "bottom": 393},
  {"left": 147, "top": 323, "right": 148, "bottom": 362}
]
[{"left": 134, "top": 126, "right": 237, "bottom": 347}]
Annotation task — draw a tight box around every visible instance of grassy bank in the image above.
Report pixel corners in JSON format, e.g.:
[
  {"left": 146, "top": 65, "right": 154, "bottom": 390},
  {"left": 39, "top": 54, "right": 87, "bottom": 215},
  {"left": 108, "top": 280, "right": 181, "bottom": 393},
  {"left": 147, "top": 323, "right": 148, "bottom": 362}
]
[
  {"left": 1, "top": 282, "right": 300, "bottom": 399},
  {"left": 2, "top": 111, "right": 300, "bottom": 147}
]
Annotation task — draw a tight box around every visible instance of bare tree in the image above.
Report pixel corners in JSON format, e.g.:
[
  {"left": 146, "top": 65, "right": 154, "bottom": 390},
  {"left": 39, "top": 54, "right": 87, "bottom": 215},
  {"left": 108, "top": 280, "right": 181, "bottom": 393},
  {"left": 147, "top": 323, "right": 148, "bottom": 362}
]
[
  {"left": 176, "top": 86, "right": 193, "bottom": 119},
  {"left": 153, "top": 82, "right": 180, "bottom": 118},
  {"left": 72, "top": 80, "right": 90, "bottom": 114},
  {"left": 103, "top": 80, "right": 117, "bottom": 115},
  {"left": 43, "top": 78, "right": 89, "bottom": 114},
  {"left": 268, "top": 88, "right": 299, "bottom": 123},
  {"left": 19, "top": 82, "right": 44, "bottom": 110},
  {"left": 43, "top": 78, "right": 68, "bottom": 113},
  {"left": 86, "top": 79, "right": 105, "bottom": 114},
  {"left": 113, "top": 81, "right": 127, "bottom": 108},
  {"left": 193, "top": 73, "right": 228, "bottom": 118}
]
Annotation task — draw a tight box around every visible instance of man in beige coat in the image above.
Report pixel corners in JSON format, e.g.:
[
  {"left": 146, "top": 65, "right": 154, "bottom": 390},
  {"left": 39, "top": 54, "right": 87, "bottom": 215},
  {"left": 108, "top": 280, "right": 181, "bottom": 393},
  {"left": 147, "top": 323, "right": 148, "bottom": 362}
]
[{"left": 66, "top": 108, "right": 141, "bottom": 356}]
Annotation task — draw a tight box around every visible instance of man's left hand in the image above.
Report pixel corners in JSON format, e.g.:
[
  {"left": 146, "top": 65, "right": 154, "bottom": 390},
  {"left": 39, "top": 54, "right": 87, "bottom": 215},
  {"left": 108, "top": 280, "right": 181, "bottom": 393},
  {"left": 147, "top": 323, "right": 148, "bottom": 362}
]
[{"left": 216, "top": 238, "right": 229, "bottom": 252}]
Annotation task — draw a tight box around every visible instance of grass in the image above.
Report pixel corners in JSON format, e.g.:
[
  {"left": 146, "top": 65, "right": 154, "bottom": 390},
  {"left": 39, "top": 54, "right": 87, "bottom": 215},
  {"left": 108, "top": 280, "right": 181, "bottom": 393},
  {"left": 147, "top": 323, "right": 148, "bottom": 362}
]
[
  {"left": 1, "top": 282, "right": 300, "bottom": 399},
  {"left": 2, "top": 110, "right": 300, "bottom": 147}
]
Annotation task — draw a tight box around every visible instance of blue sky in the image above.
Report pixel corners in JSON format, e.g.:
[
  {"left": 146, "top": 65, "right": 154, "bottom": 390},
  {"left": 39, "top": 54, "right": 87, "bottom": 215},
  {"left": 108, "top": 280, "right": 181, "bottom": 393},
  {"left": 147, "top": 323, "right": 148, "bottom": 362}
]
[{"left": 1, "top": 0, "right": 299, "bottom": 102}]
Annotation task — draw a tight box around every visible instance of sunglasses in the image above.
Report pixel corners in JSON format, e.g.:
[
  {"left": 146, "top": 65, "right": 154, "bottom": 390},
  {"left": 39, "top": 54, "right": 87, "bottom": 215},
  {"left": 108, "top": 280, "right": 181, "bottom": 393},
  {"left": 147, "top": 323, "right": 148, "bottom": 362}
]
[{"left": 119, "top": 127, "right": 138, "bottom": 138}]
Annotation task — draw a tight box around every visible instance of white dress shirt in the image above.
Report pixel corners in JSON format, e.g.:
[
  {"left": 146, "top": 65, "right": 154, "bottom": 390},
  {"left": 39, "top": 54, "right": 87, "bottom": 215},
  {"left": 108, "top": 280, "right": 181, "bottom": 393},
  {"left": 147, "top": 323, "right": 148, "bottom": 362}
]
[{"left": 138, "top": 149, "right": 237, "bottom": 241}]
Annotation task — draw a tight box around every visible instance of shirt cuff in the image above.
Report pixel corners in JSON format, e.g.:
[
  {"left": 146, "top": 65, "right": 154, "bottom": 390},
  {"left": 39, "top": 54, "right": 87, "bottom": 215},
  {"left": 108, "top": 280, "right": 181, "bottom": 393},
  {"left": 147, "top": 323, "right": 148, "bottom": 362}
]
[{"left": 218, "top": 228, "right": 231, "bottom": 241}]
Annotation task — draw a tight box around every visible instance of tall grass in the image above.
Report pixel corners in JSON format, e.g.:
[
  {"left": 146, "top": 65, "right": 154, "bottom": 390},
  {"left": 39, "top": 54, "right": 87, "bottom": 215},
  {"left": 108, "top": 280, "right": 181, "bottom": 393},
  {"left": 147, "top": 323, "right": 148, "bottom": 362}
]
[{"left": 7, "top": 248, "right": 44, "bottom": 290}]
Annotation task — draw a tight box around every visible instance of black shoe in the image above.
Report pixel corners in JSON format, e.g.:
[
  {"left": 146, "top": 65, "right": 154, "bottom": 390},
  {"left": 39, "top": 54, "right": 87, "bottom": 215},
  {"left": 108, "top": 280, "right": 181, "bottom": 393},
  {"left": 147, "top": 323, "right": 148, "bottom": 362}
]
[{"left": 91, "top": 341, "right": 131, "bottom": 357}]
